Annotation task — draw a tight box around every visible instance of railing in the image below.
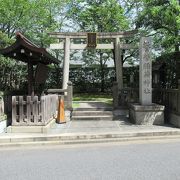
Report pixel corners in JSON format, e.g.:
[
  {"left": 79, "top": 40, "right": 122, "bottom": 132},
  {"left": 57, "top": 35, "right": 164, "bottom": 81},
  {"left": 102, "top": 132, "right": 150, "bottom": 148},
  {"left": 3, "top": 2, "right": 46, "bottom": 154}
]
[
  {"left": 12, "top": 95, "right": 58, "bottom": 126},
  {"left": 153, "top": 88, "right": 180, "bottom": 115},
  {"left": 113, "top": 81, "right": 180, "bottom": 115}
]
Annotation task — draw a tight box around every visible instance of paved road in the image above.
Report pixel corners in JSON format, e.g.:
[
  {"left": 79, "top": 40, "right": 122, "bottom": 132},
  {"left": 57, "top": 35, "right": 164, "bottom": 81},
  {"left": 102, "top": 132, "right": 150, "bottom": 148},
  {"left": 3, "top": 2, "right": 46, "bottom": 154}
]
[{"left": 1, "top": 141, "right": 180, "bottom": 180}]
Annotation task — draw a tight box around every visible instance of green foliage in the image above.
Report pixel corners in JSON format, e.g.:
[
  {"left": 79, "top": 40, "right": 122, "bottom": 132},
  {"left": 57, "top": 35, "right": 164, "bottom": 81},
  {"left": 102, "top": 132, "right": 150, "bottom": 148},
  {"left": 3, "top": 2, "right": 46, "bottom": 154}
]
[
  {"left": 136, "top": 0, "right": 180, "bottom": 52},
  {"left": 0, "top": 0, "right": 179, "bottom": 93},
  {"left": 68, "top": 0, "right": 129, "bottom": 32},
  {"left": 0, "top": 56, "right": 27, "bottom": 92},
  {"left": 47, "top": 66, "right": 116, "bottom": 92},
  {"left": 0, "top": 0, "right": 68, "bottom": 92},
  {"left": 155, "top": 52, "right": 180, "bottom": 88},
  {"left": 73, "top": 93, "right": 113, "bottom": 105},
  {"left": 67, "top": 0, "right": 130, "bottom": 91},
  {"left": 0, "top": 0, "right": 68, "bottom": 46},
  {"left": 0, "top": 31, "right": 14, "bottom": 48},
  {"left": 47, "top": 66, "right": 137, "bottom": 93},
  {"left": 0, "top": 30, "right": 27, "bottom": 92}
]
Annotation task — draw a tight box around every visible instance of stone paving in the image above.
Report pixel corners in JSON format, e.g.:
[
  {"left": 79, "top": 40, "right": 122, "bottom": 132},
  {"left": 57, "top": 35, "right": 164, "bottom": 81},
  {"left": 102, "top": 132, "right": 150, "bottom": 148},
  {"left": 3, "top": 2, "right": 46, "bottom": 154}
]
[
  {"left": 50, "top": 117, "right": 180, "bottom": 134},
  {"left": 0, "top": 101, "right": 180, "bottom": 147},
  {"left": 49, "top": 101, "right": 180, "bottom": 134},
  {"left": 72, "top": 101, "right": 113, "bottom": 110}
]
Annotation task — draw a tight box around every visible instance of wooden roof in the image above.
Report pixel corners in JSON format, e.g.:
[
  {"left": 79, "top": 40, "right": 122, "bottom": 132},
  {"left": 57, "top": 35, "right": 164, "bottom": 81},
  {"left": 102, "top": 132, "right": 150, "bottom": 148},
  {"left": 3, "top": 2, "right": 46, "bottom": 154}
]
[{"left": 0, "top": 32, "right": 59, "bottom": 65}]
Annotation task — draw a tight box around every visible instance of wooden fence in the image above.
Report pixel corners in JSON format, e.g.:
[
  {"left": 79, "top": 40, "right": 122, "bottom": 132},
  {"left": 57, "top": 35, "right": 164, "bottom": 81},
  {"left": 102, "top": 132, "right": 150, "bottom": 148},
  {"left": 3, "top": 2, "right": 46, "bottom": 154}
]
[{"left": 12, "top": 95, "right": 58, "bottom": 126}]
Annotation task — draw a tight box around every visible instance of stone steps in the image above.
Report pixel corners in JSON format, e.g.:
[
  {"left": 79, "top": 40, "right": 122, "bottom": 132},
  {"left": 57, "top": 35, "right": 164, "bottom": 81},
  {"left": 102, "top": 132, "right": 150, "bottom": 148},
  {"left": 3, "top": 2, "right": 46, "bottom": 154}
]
[
  {"left": 72, "top": 111, "right": 113, "bottom": 116},
  {"left": 72, "top": 105, "right": 114, "bottom": 121},
  {"left": 71, "top": 115, "right": 114, "bottom": 121},
  {"left": 71, "top": 103, "right": 130, "bottom": 121},
  {"left": 73, "top": 107, "right": 113, "bottom": 111}
]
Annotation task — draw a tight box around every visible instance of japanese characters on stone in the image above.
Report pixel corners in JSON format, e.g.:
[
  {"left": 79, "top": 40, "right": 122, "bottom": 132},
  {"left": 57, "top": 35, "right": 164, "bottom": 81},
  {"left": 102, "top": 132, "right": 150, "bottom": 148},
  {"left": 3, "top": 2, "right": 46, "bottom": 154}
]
[{"left": 142, "top": 39, "right": 151, "bottom": 95}]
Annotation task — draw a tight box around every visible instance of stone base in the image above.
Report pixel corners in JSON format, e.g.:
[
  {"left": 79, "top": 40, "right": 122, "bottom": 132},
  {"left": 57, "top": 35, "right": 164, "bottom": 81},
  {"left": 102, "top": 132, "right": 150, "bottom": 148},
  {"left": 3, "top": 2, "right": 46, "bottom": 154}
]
[
  {"left": 129, "top": 103, "right": 165, "bottom": 125},
  {"left": 7, "top": 119, "right": 56, "bottom": 133},
  {"left": 113, "top": 109, "right": 129, "bottom": 116},
  {"left": 170, "top": 113, "right": 180, "bottom": 128}
]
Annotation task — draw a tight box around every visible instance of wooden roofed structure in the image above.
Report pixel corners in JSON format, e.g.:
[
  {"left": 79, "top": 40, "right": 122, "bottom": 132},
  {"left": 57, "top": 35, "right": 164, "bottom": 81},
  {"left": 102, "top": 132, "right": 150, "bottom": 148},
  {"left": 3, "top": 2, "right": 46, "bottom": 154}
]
[{"left": 0, "top": 32, "right": 59, "bottom": 95}]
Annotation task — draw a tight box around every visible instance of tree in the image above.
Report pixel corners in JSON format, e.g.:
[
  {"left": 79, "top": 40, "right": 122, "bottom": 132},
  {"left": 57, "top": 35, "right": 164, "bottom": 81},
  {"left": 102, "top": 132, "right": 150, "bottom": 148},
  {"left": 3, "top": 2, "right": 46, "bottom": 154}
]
[
  {"left": 67, "top": 0, "right": 129, "bottom": 92},
  {"left": 0, "top": 0, "right": 69, "bottom": 91},
  {"left": 0, "top": 0, "right": 68, "bottom": 47},
  {"left": 136, "top": 0, "right": 180, "bottom": 52},
  {"left": 68, "top": 0, "right": 129, "bottom": 32}
]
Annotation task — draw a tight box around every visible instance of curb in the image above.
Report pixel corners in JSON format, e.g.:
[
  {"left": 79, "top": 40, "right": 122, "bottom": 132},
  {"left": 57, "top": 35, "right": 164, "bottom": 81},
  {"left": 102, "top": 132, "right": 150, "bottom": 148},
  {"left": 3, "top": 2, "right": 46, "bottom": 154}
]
[{"left": 1, "top": 130, "right": 180, "bottom": 148}]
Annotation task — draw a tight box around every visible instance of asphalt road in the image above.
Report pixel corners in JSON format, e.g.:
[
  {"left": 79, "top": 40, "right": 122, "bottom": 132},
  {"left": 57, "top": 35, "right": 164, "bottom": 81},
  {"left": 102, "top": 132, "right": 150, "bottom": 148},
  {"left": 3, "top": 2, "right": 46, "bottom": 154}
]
[{"left": 1, "top": 141, "right": 180, "bottom": 180}]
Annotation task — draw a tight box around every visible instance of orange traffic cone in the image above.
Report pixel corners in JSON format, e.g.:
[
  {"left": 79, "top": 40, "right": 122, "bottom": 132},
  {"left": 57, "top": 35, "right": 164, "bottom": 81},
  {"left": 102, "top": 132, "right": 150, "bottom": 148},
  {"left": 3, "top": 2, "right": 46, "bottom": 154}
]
[{"left": 57, "top": 97, "right": 65, "bottom": 124}]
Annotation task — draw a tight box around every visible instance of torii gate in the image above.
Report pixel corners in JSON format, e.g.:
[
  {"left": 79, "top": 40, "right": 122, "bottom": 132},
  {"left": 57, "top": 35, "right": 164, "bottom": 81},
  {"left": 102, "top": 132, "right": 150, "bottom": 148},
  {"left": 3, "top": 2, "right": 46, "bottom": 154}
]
[{"left": 49, "top": 30, "right": 138, "bottom": 90}]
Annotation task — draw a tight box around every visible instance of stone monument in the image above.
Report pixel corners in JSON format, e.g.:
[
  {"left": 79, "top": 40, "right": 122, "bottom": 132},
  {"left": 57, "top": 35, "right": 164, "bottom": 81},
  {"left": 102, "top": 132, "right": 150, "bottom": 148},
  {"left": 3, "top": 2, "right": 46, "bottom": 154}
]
[{"left": 129, "top": 37, "right": 165, "bottom": 125}]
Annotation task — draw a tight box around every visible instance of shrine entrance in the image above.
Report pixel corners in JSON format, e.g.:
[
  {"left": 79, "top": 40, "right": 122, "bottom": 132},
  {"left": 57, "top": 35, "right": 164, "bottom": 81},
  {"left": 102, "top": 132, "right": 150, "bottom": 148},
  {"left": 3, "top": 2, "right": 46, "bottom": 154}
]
[{"left": 49, "top": 31, "right": 138, "bottom": 91}]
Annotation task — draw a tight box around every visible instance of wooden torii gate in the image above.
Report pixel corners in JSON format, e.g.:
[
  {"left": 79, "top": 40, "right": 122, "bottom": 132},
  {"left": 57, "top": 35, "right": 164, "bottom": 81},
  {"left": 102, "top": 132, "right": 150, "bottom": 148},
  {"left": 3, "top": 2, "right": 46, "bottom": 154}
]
[{"left": 49, "top": 30, "right": 138, "bottom": 90}]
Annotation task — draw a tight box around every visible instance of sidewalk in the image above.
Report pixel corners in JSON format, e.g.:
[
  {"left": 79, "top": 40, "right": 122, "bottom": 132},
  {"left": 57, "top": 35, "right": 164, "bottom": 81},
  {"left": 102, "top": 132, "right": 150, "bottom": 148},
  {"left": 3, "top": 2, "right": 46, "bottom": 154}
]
[
  {"left": 0, "top": 101, "right": 180, "bottom": 147},
  {"left": 0, "top": 120, "right": 180, "bottom": 147},
  {"left": 49, "top": 116, "right": 180, "bottom": 134}
]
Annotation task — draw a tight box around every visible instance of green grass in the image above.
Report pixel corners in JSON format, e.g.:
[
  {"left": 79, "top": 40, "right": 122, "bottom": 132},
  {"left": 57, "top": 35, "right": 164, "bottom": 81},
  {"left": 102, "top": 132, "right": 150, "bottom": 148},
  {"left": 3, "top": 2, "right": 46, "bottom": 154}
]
[
  {"left": 73, "top": 93, "right": 113, "bottom": 105},
  {"left": 72, "top": 102, "right": 80, "bottom": 108}
]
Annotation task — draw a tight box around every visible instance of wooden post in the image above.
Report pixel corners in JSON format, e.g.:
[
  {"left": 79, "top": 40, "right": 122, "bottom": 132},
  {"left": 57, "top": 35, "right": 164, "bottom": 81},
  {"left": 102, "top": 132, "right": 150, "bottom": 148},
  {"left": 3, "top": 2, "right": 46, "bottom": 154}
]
[
  {"left": 33, "top": 96, "right": 38, "bottom": 124},
  {"left": 12, "top": 96, "right": 17, "bottom": 125},
  {"left": 26, "top": 96, "right": 31, "bottom": 123},
  {"left": 40, "top": 95, "right": 45, "bottom": 124},
  {"left": 28, "top": 62, "right": 34, "bottom": 96},
  {"left": 19, "top": 96, "right": 23, "bottom": 124}
]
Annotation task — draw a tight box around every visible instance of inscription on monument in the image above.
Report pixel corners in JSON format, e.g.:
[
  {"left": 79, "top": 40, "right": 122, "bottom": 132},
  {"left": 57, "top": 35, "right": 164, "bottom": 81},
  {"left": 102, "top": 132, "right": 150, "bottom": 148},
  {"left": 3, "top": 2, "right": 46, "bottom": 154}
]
[{"left": 139, "top": 37, "right": 152, "bottom": 105}]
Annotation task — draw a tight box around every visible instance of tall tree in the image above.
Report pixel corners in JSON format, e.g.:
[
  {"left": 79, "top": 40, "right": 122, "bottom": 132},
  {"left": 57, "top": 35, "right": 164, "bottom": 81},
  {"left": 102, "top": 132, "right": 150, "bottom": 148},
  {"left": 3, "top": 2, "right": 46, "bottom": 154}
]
[
  {"left": 0, "top": 0, "right": 69, "bottom": 91},
  {"left": 67, "top": 0, "right": 129, "bottom": 92},
  {"left": 136, "top": 0, "right": 180, "bottom": 52},
  {"left": 68, "top": 0, "right": 129, "bottom": 32},
  {"left": 0, "top": 0, "right": 68, "bottom": 47}
]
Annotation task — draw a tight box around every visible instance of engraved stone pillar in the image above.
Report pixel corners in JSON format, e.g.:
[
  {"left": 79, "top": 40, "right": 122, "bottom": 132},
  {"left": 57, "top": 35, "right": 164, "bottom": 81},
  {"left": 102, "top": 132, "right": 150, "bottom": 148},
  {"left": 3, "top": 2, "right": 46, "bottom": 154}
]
[
  {"left": 62, "top": 37, "right": 70, "bottom": 90},
  {"left": 129, "top": 37, "right": 164, "bottom": 125},
  {"left": 139, "top": 37, "right": 152, "bottom": 105}
]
